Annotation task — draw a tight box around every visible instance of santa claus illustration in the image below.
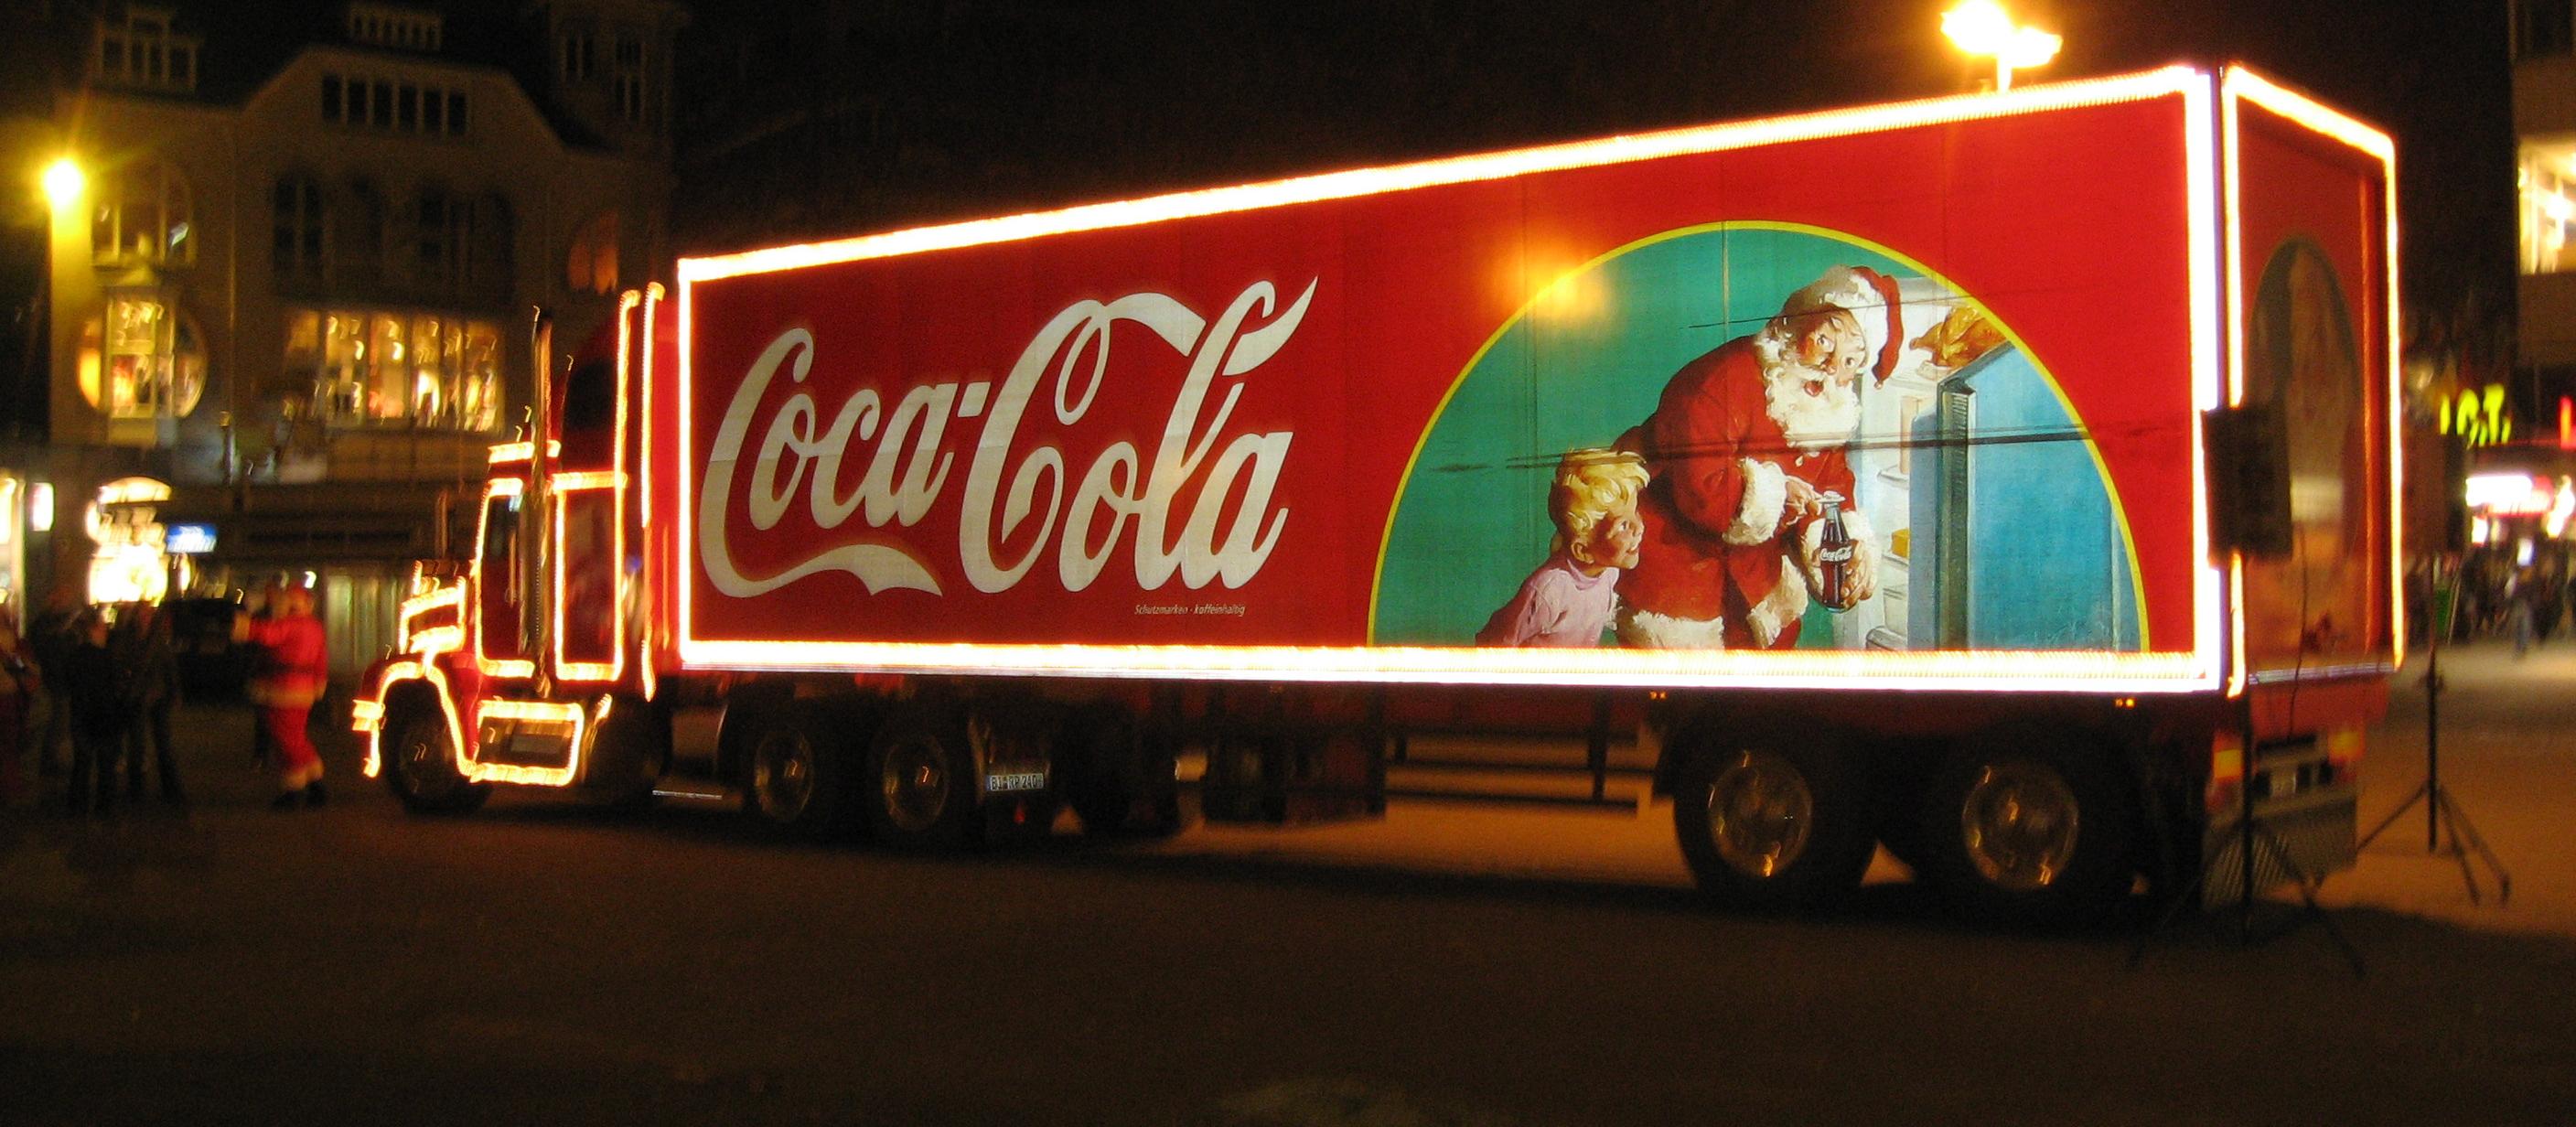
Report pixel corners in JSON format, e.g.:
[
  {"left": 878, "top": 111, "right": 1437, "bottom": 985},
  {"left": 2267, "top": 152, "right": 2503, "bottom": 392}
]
[{"left": 1614, "top": 265, "right": 1896, "bottom": 650}]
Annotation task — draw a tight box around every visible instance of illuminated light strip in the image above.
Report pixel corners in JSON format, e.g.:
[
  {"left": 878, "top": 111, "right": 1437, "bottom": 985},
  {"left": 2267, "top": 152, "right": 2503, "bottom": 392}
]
[
  {"left": 467, "top": 698, "right": 590, "bottom": 789},
  {"left": 2183, "top": 71, "right": 2227, "bottom": 695},
  {"left": 399, "top": 583, "right": 463, "bottom": 626},
  {"left": 680, "top": 68, "right": 2206, "bottom": 285},
  {"left": 2227, "top": 553, "right": 2249, "bottom": 698},
  {"left": 406, "top": 625, "right": 465, "bottom": 659},
  {"left": 550, "top": 470, "right": 627, "bottom": 490},
  {"left": 639, "top": 284, "right": 663, "bottom": 701},
  {"left": 550, "top": 482, "right": 626, "bottom": 683},
  {"left": 673, "top": 68, "right": 2215, "bottom": 675},
  {"left": 470, "top": 478, "right": 531, "bottom": 682},
  {"left": 639, "top": 283, "right": 663, "bottom": 530},
  {"left": 2247, "top": 661, "right": 2396, "bottom": 685},
  {"left": 349, "top": 697, "right": 382, "bottom": 732},
  {"left": 355, "top": 660, "right": 468, "bottom": 784},
  {"left": 487, "top": 440, "right": 564, "bottom": 465},
  {"left": 672, "top": 639, "right": 2214, "bottom": 694},
  {"left": 678, "top": 278, "right": 697, "bottom": 657},
  {"left": 2222, "top": 67, "right": 2405, "bottom": 668}
]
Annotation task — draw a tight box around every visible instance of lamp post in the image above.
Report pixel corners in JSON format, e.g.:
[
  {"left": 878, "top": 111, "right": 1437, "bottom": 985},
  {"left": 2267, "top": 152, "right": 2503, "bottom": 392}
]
[
  {"left": 40, "top": 156, "right": 82, "bottom": 212},
  {"left": 1942, "top": 1, "right": 2062, "bottom": 92}
]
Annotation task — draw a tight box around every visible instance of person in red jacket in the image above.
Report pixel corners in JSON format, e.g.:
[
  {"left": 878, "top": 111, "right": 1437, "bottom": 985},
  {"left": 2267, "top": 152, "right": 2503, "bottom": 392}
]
[
  {"left": 237, "top": 584, "right": 329, "bottom": 810},
  {"left": 1615, "top": 266, "right": 1893, "bottom": 650}
]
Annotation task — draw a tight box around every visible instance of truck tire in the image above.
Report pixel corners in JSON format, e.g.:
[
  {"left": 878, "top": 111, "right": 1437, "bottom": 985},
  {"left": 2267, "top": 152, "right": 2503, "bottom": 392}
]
[
  {"left": 1061, "top": 703, "right": 1186, "bottom": 838},
  {"left": 742, "top": 703, "right": 855, "bottom": 837},
  {"left": 1915, "top": 732, "right": 2138, "bottom": 926},
  {"left": 866, "top": 706, "right": 980, "bottom": 851},
  {"left": 1670, "top": 730, "right": 1873, "bottom": 910},
  {"left": 384, "top": 705, "right": 490, "bottom": 815}
]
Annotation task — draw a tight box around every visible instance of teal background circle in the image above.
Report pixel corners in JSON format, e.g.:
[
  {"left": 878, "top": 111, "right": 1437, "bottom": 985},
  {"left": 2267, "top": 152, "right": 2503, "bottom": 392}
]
[{"left": 1374, "top": 225, "right": 1913, "bottom": 645}]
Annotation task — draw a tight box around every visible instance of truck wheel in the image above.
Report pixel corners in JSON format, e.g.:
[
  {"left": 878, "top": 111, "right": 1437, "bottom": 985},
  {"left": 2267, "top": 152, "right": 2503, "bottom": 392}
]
[
  {"left": 743, "top": 703, "right": 854, "bottom": 837},
  {"left": 866, "top": 708, "right": 980, "bottom": 851},
  {"left": 1061, "top": 703, "right": 1185, "bottom": 838},
  {"left": 384, "top": 706, "right": 490, "bottom": 815},
  {"left": 1916, "top": 735, "right": 2137, "bottom": 926},
  {"left": 1671, "top": 732, "right": 1873, "bottom": 910}
]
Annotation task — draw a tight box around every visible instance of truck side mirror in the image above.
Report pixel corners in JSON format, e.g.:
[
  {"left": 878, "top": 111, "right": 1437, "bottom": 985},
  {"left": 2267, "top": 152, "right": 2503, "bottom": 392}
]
[{"left": 2205, "top": 404, "right": 2292, "bottom": 559}]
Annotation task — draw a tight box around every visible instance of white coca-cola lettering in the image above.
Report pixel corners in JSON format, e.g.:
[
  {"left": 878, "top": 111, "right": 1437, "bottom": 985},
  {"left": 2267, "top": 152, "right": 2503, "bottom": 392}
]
[
  {"left": 697, "top": 280, "right": 1313, "bottom": 601},
  {"left": 699, "top": 330, "right": 945, "bottom": 596}
]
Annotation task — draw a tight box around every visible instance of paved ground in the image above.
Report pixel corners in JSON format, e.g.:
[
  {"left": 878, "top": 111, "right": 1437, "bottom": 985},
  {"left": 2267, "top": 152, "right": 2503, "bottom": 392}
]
[{"left": 0, "top": 645, "right": 2571, "bottom": 1125}]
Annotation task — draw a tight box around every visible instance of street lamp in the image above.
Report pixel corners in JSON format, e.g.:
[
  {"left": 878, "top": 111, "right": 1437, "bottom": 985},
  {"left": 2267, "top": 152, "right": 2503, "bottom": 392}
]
[
  {"left": 1942, "top": 1, "right": 2062, "bottom": 91},
  {"left": 40, "top": 156, "right": 83, "bottom": 210}
]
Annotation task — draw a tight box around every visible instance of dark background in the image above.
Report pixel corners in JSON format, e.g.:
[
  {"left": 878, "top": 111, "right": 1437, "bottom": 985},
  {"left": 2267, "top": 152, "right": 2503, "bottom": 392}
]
[{"left": 669, "top": 0, "right": 2516, "bottom": 348}]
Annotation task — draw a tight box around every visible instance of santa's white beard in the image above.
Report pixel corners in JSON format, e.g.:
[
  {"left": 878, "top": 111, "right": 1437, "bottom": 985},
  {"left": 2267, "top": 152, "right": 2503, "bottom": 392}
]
[{"left": 1761, "top": 359, "right": 1861, "bottom": 451}]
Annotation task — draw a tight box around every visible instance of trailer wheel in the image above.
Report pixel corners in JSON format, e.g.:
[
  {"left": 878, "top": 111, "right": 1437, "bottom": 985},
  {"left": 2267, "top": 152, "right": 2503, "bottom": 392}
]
[
  {"left": 384, "top": 704, "right": 490, "bottom": 815},
  {"left": 866, "top": 707, "right": 980, "bottom": 851},
  {"left": 743, "top": 703, "right": 854, "bottom": 837},
  {"left": 1671, "top": 731, "right": 1873, "bottom": 910},
  {"left": 1916, "top": 733, "right": 2138, "bottom": 926}
]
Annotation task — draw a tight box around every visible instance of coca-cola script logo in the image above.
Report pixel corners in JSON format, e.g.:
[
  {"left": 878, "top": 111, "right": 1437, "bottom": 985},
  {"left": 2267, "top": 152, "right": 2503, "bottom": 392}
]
[{"left": 698, "top": 280, "right": 1315, "bottom": 600}]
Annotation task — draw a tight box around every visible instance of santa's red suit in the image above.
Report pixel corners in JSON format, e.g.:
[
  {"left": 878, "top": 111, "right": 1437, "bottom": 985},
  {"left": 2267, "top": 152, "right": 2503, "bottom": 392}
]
[{"left": 1617, "top": 334, "right": 1874, "bottom": 650}]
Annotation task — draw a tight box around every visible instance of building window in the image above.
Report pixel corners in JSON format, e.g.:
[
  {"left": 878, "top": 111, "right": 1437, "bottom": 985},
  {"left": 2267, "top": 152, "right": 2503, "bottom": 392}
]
[
  {"left": 273, "top": 175, "right": 327, "bottom": 284},
  {"left": 285, "top": 308, "right": 503, "bottom": 431},
  {"left": 76, "top": 298, "right": 206, "bottom": 420},
  {"left": 562, "top": 31, "right": 594, "bottom": 82},
  {"left": 338, "top": 178, "right": 386, "bottom": 289},
  {"left": 348, "top": 3, "right": 443, "bottom": 51},
  {"left": 2521, "top": 147, "right": 2576, "bottom": 274},
  {"left": 414, "top": 188, "right": 456, "bottom": 288},
  {"left": 2518, "top": 0, "right": 2575, "bottom": 59},
  {"left": 614, "top": 35, "right": 647, "bottom": 123},
  {"left": 325, "top": 72, "right": 467, "bottom": 136},
  {"left": 94, "top": 6, "right": 199, "bottom": 91},
  {"left": 566, "top": 211, "right": 618, "bottom": 295},
  {"left": 91, "top": 158, "right": 194, "bottom": 266}
]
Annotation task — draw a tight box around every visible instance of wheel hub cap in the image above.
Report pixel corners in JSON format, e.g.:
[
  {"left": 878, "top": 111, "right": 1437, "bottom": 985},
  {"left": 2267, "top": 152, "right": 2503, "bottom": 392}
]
[
  {"left": 1959, "top": 762, "right": 2080, "bottom": 891},
  {"left": 1705, "top": 750, "right": 1813, "bottom": 878}
]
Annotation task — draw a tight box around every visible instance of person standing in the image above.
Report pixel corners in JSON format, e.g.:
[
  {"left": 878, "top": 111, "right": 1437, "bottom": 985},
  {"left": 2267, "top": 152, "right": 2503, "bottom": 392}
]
[
  {"left": 237, "top": 585, "right": 328, "bottom": 810},
  {"left": 0, "top": 605, "right": 35, "bottom": 805},
  {"left": 112, "top": 599, "right": 184, "bottom": 806},
  {"left": 61, "top": 608, "right": 123, "bottom": 815},
  {"left": 27, "top": 586, "right": 79, "bottom": 779}
]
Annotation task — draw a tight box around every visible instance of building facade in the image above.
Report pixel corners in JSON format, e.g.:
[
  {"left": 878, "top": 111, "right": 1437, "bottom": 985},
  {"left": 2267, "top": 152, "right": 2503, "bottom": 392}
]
[{"left": 33, "top": 0, "right": 682, "bottom": 676}]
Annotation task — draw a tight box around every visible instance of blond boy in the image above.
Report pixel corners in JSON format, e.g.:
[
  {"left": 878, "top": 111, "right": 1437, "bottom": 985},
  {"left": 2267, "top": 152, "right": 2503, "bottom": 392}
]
[{"left": 1476, "top": 449, "right": 1648, "bottom": 647}]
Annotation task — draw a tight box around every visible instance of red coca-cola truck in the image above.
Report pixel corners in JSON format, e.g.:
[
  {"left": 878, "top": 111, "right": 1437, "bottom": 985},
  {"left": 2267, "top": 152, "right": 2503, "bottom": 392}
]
[{"left": 353, "top": 65, "right": 2400, "bottom": 922}]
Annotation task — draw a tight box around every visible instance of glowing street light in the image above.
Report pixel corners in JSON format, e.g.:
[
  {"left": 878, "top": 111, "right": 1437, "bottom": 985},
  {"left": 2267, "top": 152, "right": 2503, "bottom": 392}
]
[
  {"left": 1942, "top": 1, "right": 2062, "bottom": 91},
  {"left": 40, "top": 156, "right": 84, "bottom": 209}
]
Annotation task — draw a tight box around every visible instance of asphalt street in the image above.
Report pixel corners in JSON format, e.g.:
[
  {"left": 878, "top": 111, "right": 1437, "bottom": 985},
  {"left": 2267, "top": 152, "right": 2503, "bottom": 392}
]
[{"left": 0, "top": 643, "right": 2571, "bottom": 1125}]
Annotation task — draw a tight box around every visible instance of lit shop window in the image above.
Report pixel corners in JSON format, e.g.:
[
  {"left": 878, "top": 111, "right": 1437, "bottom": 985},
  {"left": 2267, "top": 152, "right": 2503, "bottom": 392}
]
[
  {"left": 2520, "top": 149, "right": 2576, "bottom": 274},
  {"left": 285, "top": 309, "right": 502, "bottom": 431},
  {"left": 91, "top": 158, "right": 195, "bottom": 266},
  {"left": 76, "top": 298, "right": 206, "bottom": 420}
]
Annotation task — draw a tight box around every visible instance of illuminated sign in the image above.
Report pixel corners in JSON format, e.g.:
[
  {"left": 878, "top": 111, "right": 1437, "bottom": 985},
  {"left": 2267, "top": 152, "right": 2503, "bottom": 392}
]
[
  {"left": 164, "top": 522, "right": 216, "bottom": 554},
  {"left": 2442, "top": 384, "right": 2513, "bottom": 446},
  {"left": 654, "top": 65, "right": 2392, "bottom": 695}
]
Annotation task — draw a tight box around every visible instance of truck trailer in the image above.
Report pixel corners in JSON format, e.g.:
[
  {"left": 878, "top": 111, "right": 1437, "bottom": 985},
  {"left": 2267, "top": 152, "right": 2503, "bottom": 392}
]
[{"left": 352, "top": 64, "right": 2400, "bottom": 924}]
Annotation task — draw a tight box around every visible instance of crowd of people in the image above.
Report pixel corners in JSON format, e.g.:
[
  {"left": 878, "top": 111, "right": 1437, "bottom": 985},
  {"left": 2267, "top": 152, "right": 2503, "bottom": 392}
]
[
  {"left": 0, "top": 582, "right": 330, "bottom": 815},
  {"left": 2409, "top": 547, "right": 2576, "bottom": 658}
]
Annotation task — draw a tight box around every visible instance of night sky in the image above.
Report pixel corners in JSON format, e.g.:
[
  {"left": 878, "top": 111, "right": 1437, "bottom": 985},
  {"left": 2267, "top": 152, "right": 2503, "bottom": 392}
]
[{"left": 672, "top": 0, "right": 2515, "bottom": 341}]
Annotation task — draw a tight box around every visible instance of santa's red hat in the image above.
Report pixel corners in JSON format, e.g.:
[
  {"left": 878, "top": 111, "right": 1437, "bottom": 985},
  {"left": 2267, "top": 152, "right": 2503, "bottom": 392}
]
[{"left": 1775, "top": 265, "right": 1907, "bottom": 385}]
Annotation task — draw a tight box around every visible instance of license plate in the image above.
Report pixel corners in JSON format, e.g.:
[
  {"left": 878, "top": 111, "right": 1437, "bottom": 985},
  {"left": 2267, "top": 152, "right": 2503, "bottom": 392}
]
[{"left": 985, "top": 771, "right": 1046, "bottom": 793}]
